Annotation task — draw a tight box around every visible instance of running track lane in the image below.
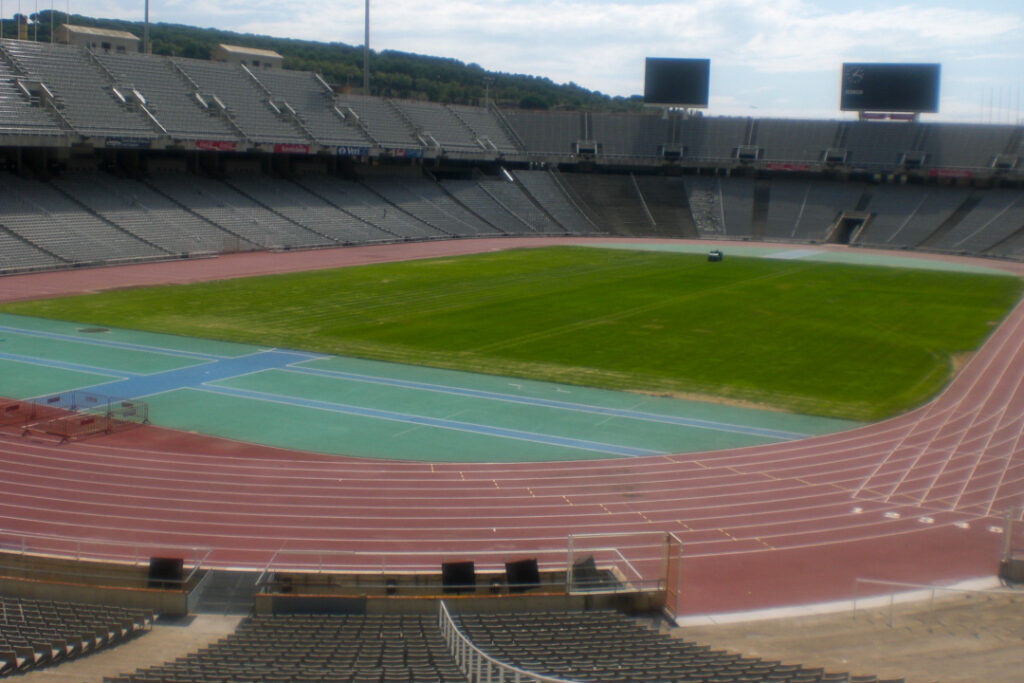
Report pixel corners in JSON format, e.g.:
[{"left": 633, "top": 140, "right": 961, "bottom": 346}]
[{"left": 1, "top": 239, "right": 1023, "bottom": 617}]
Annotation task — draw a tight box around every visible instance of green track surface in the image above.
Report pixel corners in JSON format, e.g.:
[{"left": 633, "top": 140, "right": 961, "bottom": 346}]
[
  {"left": 3, "top": 246, "right": 1020, "bottom": 421},
  {"left": 0, "top": 359, "right": 116, "bottom": 398},
  {"left": 0, "top": 312, "right": 862, "bottom": 461}
]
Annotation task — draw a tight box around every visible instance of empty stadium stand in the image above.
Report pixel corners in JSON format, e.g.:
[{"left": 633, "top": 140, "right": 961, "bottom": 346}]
[
  {"left": 255, "top": 69, "right": 374, "bottom": 148},
  {"left": 105, "top": 614, "right": 464, "bottom": 683},
  {"left": 0, "top": 596, "right": 153, "bottom": 677},
  {"left": 448, "top": 609, "right": 902, "bottom": 683},
  {"left": 172, "top": 57, "right": 309, "bottom": 145},
  {"left": 0, "top": 36, "right": 1021, "bottom": 277},
  {"left": 1, "top": 40, "right": 157, "bottom": 139}
]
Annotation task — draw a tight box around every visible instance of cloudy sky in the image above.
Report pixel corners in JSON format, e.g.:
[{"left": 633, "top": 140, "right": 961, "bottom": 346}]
[{"left": 40, "top": 0, "right": 1024, "bottom": 122}]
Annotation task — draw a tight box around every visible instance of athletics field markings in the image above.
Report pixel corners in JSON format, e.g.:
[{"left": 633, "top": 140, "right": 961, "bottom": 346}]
[{"left": 0, "top": 313, "right": 860, "bottom": 462}]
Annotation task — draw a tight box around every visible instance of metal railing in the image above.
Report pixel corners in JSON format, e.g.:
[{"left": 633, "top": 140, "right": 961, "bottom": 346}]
[
  {"left": 0, "top": 528, "right": 211, "bottom": 588},
  {"left": 852, "top": 577, "right": 1021, "bottom": 628},
  {"left": 438, "top": 600, "right": 583, "bottom": 683}
]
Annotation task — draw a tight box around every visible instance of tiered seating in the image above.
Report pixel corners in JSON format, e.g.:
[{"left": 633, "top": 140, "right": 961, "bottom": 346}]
[
  {"left": 441, "top": 179, "right": 540, "bottom": 233},
  {"left": 684, "top": 176, "right": 725, "bottom": 235},
  {"left": 0, "top": 52, "right": 65, "bottom": 136},
  {"left": 591, "top": 112, "right": 666, "bottom": 158},
  {"left": 758, "top": 119, "right": 839, "bottom": 164},
  {"left": 921, "top": 123, "right": 1017, "bottom": 170},
  {"left": 364, "top": 177, "right": 494, "bottom": 236},
  {"left": 503, "top": 110, "right": 582, "bottom": 155},
  {"left": 93, "top": 52, "right": 238, "bottom": 141},
  {"left": 720, "top": 176, "right": 756, "bottom": 236},
  {"left": 1, "top": 41, "right": 156, "bottom": 138},
  {"left": 474, "top": 177, "right": 564, "bottom": 233},
  {"left": 854, "top": 185, "right": 933, "bottom": 247},
  {"left": 932, "top": 189, "right": 1024, "bottom": 253},
  {"left": 876, "top": 186, "right": 968, "bottom": 248},
  {"left": 558, "top": 173, "right": 652, "bottom": 235},
  {"left": 225, "top": 174, "right": 390, "bottom": 245},
  {"left": 148, "top": 173, "right": 329, "bottom": 249},
  {"left": 0, "top": 227, "right": 63, "bottom": 272},
  {"left": 334, "top": 94, "right": 421, "bottom": 149},
  {"left": 296, "top": 174, "right": 444, "bottom": 240},
  {"left": 173, "top": 58, "right": 308, "bottom": 144},
  {"left": 106, "top": 614, "right": 464, "bottom": 683},
  {"left": 392, "top": 100, "right": 482, "bottom": 152},
  {"left": 0, "top": 172, "right": 167, "bottom": 263},
  {"left": 791, "top": 183, "right": 864, "bottom": 240},
  {"left": 762, "top": 179, "right": 813, "bottom": 239},
  {"left": 512, "top": 170, "right": 599, "bottom": 233},
  {"left": 256, "top": 69, "right": 373, "bottom": 147},
  {"left": 634, "top": 175, "right": 699, "bottom": 238},
  {"left": 453, "top": 610, "right": 897, "bottom": 683},
  {"left": 843, "top": 122, "right": 919, "bottom": 168},
  {"left": 448, "top": 105, "right": 521, "bottom": 154},
  {"left": 0, "top": 596, "right": 153, "bottom": 677},
  {"left": 52, "top": 172, "right": 239, "bottom": 254},
  {"left": 678, "top": 117, "right": 748, "bottom": 161}
]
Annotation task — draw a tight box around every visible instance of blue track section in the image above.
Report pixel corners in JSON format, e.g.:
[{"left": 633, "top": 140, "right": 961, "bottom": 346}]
[{"left": 87, "top": 350, "right": 322, "bottom": 399}]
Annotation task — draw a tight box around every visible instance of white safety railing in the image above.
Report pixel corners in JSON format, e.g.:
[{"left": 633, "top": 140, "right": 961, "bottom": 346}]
[
  {"left": 0, "top": 528, "right": 211, "bottom": 587},
  {"left": 852, "top": 577, "right": 1021, "bottom": 628},
  {"left": 438, "top": 600, "right": 584, "bottom": 683}
]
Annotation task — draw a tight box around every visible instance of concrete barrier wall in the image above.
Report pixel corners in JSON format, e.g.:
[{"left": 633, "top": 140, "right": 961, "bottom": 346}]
[{"left": 0, "top": 574, "right": 189, "bottom": 615}]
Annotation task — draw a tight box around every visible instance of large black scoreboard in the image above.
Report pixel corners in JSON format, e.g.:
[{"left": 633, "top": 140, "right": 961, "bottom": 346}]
[
  {"left": 840, "top": 63, "right": 940, "bottom": 113},
  {"left": 644, "top": 57, "right": 710, "bottom": 108}
]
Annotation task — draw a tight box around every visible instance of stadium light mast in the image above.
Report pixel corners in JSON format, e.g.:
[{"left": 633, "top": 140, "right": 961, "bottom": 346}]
[
  {"left": 143, "top": 0, "right": 149, "bottom": 54},
  {"left": 363, "top": 0, "right": 370, "bottom": 94}
]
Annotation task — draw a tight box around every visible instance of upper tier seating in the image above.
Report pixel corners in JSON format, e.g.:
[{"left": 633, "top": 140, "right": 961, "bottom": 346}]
[
  {"left": 255, "top": 69, "right": 374, "bottom": 147},
  {"left": 921, "top": 123, "right": 1018, "bottom": 170},
  {"left": 392, "top": 100, "right": 484, "bottom": 152},
  {"left": 1, "top": 41, "right": 156, "bottom": 138},
  {"left": 0, "top": 51, "right": 65, "bottom": 135},
  {"left": 92, "top": 51, "right": 238, "bottom": 141},
  {"left": 172, "top": 58, "right": 309, "bottom": 144},
  {"left": 333, "top": 94, "right": 421, "bottom": 149},
  {"left": 0, "top": 39, "right": 1019, "bottom": 174},
  {"left": 448, "top": 105, "right": 521, "bottom": 153},
  {"left": 591, "top": 113, "right": 666, "bottom": 158},
  {"left": 757, "top": 119, "right": 840, "bottom": 164},
  {"left": 502, "top": 110, "right": 582, "bottom": 156}
]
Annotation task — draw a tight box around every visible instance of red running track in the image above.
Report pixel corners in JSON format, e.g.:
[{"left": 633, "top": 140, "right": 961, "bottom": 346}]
[{"left": 1, "top": 238, "right": 1023, "bottom": 616}]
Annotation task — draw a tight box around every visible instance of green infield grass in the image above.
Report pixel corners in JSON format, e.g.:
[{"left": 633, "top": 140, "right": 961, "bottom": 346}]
[{"left": 3, "top": 246, "right": 1020, "bottom": 420}]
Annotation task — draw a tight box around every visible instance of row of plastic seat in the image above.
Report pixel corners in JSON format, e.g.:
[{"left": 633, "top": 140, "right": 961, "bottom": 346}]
[
  {"left": 0, "top": 596, "right": 155, "bottom": 677},
  {"left": 105, "top": 614, "right": 463, "bottom": 683},
  {"left": 453, "top": 610, "right": 906, "bottom": 683}
]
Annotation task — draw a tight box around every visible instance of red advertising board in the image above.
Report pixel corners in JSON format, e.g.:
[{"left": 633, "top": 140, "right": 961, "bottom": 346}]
[{"left": 194, "top": 140, "right": 238, "bottom": 152}]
